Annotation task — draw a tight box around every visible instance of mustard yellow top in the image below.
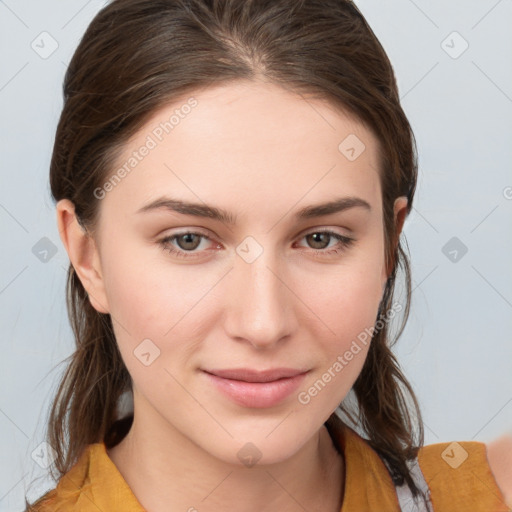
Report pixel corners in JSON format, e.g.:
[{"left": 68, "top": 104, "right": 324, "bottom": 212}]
[{"left": 31, "top": 422, "right": 510, "bottom": 511}]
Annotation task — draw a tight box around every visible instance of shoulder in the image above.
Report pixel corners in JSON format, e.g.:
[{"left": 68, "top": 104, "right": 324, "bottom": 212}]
[
  {"left": 26, "top": 444, "right": 97, "bottom": 511},
  {"left": 417, "top": 437, "right": 511, "bottom": 511},
  {"left": 27, "top": 442, "right": 145, "bottom": 511},
  {"left": 486, "top": 433, "right": 512, "bottom": 508}
]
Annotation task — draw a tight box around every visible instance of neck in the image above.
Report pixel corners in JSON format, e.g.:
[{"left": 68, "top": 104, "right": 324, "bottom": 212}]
[{"left": 107, "top": 409, "right": 345, "bottom": 512}]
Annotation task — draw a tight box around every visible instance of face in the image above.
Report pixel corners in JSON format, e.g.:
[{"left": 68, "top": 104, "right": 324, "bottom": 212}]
[{"left": 62, "top": 79, "right": 406, "bottom": 465}]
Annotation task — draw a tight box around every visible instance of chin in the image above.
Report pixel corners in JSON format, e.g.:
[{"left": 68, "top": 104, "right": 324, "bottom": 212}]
[{"left": 199, "top": 423, "right": 315, "bottom": 468}]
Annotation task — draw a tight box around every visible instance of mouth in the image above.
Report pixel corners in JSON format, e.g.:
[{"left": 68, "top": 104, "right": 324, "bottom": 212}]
[
  {"left": 201, "top": 367, "right": 310, "bottom": 408},
  {"left": 203, "top": 367, "right": 309, "bottom": 382}
]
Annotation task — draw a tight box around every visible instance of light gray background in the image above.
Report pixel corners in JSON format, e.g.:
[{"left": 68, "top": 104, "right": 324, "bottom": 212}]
[{"left": 1, "top": 0, "right": 511, "bottom": 510}]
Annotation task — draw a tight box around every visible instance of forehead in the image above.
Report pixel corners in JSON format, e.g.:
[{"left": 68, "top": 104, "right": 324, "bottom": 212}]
[{"left": 98, "top": 80, "right": 382, "bottom": 226}]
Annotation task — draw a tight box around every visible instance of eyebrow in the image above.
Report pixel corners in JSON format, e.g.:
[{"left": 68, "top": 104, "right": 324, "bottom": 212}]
[{"left": 136, "top": 195, "right": 371, "bottom": 224}]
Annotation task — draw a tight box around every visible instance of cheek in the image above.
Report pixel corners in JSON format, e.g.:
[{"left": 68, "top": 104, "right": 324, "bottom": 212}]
[
  {"left": 99, "top": 238, "right": 218, "bottom": 381},
  {"left": 100, "top": 251, "right": 193, "bottom": 393},
  {"left": 100, "top": 236, "right": 186, "bottom": 332},
  {"left": 297, "top": 249, "right": 385, "bottom": 378},
  {"left": 295, "top": 269, "right": 382, "bottom": 412},
  {"left": 301, "top": 254, "right": 385, "bottom": 335}
]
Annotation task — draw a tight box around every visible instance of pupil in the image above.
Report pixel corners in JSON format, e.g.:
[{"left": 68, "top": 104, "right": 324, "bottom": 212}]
[
  {"left": 180, "top": 234, "right": 199, "bottom": 250},
  {"left": 310, "top": 233, "right": 328, "bottom": 249}
]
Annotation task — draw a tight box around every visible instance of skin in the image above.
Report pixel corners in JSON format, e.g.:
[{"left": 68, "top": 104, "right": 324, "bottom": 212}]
[
  {"left": 486, "top": 434, "right": 512, "bottom": 507},
  {"left": 56, "top": 78, "right": 411, "bottom": 511}
]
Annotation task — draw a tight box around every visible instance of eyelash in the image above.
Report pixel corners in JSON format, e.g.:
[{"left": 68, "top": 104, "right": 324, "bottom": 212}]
[{"left": 159, "top": 229, "right": 355, "bottom": 260}]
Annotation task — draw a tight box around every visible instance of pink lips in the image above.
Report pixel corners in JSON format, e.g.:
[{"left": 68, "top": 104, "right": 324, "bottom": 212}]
[{"left": 202, "top": 367, "right": 309, "bottom": 408}]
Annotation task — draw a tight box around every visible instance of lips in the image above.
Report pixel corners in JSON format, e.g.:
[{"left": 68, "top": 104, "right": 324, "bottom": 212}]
[
  {"left": 201, "top": 367, "right": 310, "bottom": 408},
  {"left": 203, "top": 367, "right": 309, "bottom": 382}
]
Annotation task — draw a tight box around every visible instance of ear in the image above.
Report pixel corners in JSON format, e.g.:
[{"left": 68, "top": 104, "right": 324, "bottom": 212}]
[
  {"left": 394, "top": 196, "right": 408, "bottom": 241},
  {"left": 56, "top": 199, "right": 110, "bottom": 314},
  {"left": 382, "top": 196, "right": 409, "bottom": 287}
]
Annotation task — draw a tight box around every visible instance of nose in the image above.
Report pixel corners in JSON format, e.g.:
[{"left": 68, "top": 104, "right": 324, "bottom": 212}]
[{"left": 224, "top": 241, "right": 296, "bottom": 350}]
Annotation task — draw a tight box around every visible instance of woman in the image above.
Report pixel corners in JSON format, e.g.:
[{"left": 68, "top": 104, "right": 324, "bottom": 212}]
[{"left": 25, "top": 0, "right": 511, "bottom": 510}]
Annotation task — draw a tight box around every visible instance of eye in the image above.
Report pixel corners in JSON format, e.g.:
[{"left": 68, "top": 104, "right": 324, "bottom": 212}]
[
  {"left": 159, "top": 231, "right": 215, "bottom": 259},
  {"left": 294, "top": 229, "right": 355, "bottom": 257},
  {"left": 158, "top": 229, "right": 355, "bottom": 259}
]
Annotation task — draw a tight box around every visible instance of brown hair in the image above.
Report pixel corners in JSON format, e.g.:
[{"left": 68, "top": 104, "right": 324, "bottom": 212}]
[{"left": 26, "top": 0, "right": 426, "bottom": 508}]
